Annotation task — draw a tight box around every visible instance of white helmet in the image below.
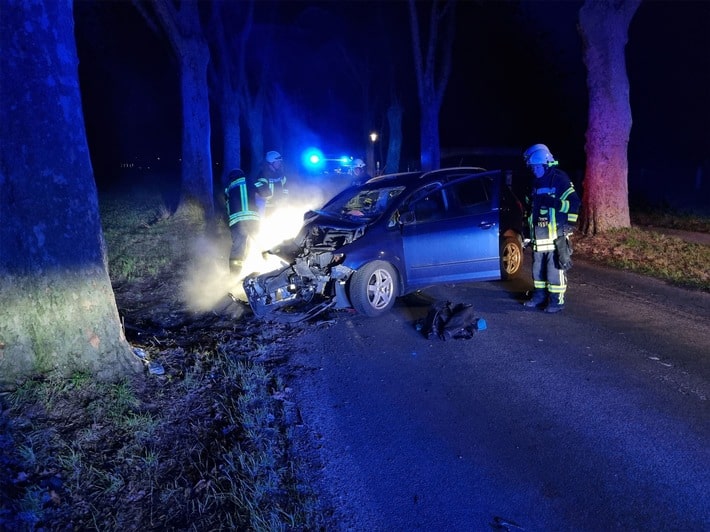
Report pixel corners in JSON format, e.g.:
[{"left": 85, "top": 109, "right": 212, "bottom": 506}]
[
  {"left": 266, "top": 151, "right": 282, "bottom": 163},
  {"left": 523, "top": 144, "right": 556, "bottom": 166},
  {"left": 353, "top": 158, "right": 366, "bottom": 169}
]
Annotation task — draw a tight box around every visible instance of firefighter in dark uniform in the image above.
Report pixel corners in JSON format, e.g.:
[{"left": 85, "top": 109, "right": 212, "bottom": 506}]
[
  {"left": 351, "top": 158, "right": 372, "bottom": 186},
  {"left": 522, "top": 144, "right": 580, "bottom": 313},
  {"left": 254, "top": 150, "right": 288, "bottom": 217},
  {"left": 225, "top": 168, "right": 260, "bottom": 276}
]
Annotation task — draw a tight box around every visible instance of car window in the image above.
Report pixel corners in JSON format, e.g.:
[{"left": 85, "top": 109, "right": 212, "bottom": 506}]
[
  {"left": 448, "top": 176, "right": 493, "bottom": 215},
  {"left": 408, "top": 191, "right": 444, "bottom": 223},
  {"left": 397, "top": 188, "right": 447, "bottom": 225},
  {"left": 324, "top": 186, "right": 406, "bottom": 218}
]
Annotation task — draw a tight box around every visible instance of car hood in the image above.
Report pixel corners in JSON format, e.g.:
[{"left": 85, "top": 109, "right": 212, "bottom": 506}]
[
  {"left": 300, "top": 211, "right": 368, "bottom": 249},
  {"left": 267, "top": 210, "right": 368, "bottom": 262}
]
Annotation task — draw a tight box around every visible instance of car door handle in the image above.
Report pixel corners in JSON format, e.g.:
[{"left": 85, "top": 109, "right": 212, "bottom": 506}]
[{"left": 479, "top": 222, "right": 495, "bottom": 229}]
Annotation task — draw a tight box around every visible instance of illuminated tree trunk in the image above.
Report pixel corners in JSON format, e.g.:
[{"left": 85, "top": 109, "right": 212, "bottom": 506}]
[
  {"left": 0, "top": 0, "right": 142, "bottom": 391},
  {"left": 578, "top": 0, "right": 640, "bottom": 234},
  {"left": 408, "top": 0, "right": 456, "bottom": 171}
]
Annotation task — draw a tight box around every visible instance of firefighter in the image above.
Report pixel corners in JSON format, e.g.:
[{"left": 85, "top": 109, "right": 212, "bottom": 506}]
[
  {"left": 522, "top": 144, "right": 580, "bottom": 313},
  {"left": 254, "top": 150, "right": 288, "bottom": 217},
  {"left": 351, "top": 158, "right": 371, "bottom": 186},
  {"left": 225, "top": 168, "right": 260, "bottom": 276}
]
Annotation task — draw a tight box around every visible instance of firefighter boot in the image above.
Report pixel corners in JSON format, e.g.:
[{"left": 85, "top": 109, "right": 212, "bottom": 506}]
[
  {"left": 523, "top": 289, "right": 546, "bottom": 309},
  {"left": 544, "top": 292, "right": 564, "bottom": 313},
  {"left": 229, "top": 259, "right": 244, "bottom": 277}
]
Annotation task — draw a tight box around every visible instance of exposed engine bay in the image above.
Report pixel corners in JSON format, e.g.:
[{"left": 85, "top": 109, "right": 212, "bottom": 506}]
[{"left": 243, "top": 220, "right": 366, "bottom": 322}]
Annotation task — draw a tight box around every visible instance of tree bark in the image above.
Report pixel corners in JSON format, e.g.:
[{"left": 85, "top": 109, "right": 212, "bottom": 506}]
[
  {"left": 0, "top": 0, "right": 142, "bottom": 391},
  {"left": 207, "top": 1, "right": 248, "bottom": 189},
  {"left": 408, "top": 0, "right": 457, "bottom": 171},
  {"left": 384, "top": 102, "right": 403, "bottom": 174},
  {"left": 149, "top": 0, "right": 214, "bottom": 220},
  {"left": 578, "top": 0, "right": 641, "bottom": 234}
]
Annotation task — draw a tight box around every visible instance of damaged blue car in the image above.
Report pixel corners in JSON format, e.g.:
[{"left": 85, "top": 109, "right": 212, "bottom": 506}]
[{"left": 243, "top": 167, "right": 525, "bottom": 321}]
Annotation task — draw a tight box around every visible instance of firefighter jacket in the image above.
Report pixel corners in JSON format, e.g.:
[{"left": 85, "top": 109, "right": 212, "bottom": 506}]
[
  {"left": 225, "top": 173, "right": 259, "bottom": 228},
  {"left": 255, "top": 164, "right": 288, "bottom": 205},
  {"left": 526, "top": 167, "right": 580, "bottom": 252}
]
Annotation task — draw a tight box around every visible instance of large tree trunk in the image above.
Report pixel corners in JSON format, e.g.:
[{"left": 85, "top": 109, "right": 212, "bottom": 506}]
[
  {"left": 408, "top": 0, "right": 456, "bottom": 171},
  {"left": 149, "top": 0, "right": 214, "bottom": 220},
  {"left": 578, "top": 0, "right": 640, "bottom": 234},
  {"left": 0, "top": 0, "right": 142, "bottom": 391},
  {"left": 220, "top": 96, "right": 241, "bottom": 186},
  {"left": 384, "top": 102, "right": 403, "bottom": 174},
  {"left": 178, "top": 45, "right": 213, "bottom": 219},
  {"left": 207, "top": 1, "right": 247, "bottom": 189}
]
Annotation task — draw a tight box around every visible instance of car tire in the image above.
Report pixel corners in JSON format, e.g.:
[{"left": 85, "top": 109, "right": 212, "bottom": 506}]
[
  {"left": 501, "top": 236, "right": 523, "bottom": 279},
  {"left": 349, "top": 260, "right": 398, "bottom": 317}
]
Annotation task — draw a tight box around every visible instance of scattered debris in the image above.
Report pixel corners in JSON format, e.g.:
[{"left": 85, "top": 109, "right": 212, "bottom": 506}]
[{"left": 132, "top": 346, "right": 165, "bottom": 376}]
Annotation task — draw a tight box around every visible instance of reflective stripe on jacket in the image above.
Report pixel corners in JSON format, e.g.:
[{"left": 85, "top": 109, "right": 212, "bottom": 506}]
[
  {"left": 527, "top": 168, "right": 580, "bottom": 252},
  {"left": 225, "top": 176, "right": 259, "bottom": 227}
]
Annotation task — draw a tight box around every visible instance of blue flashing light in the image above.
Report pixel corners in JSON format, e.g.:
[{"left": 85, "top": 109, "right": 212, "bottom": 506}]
[{"left": 302, "top": 147, "right": 326, "bottom": 171}]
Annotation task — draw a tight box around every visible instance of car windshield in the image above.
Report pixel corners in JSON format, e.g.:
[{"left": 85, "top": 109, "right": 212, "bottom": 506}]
[{"left": 321, "top": 185, "right": 406, "bottom": 218}]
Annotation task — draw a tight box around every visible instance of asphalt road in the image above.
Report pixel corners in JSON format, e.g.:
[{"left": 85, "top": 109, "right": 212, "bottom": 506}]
[{"left": 286, "top": 253, "right": 710, "bottom": 531}]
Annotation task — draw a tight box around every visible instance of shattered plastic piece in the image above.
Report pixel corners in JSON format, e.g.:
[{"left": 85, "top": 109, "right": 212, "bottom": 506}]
[
  {"left": 475, "top": 318, "right": 487, "bottom": 331},
  {"left": 132, "top": 347, "right": 147, "bottom": 360},
  {"left": 148, "top": 361, "right": 165, "bottom": 375}
]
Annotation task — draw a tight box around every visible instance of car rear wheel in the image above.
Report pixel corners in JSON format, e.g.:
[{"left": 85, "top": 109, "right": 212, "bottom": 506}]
[
  {"left": 349, "top": 260, "right": 398, "bottom": 316},
  {"left": 501, "top": 236, "right": 523, "bottom": 279}
]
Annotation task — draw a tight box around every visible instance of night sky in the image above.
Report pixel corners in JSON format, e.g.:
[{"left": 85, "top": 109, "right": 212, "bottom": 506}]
[{"left": 74, "top": 1, "right": 709, "bottom": 209}]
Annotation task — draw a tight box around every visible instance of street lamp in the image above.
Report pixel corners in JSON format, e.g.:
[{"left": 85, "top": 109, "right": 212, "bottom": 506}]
[{"left": 368, "top": 132, "right": 378, "bottom": 176}]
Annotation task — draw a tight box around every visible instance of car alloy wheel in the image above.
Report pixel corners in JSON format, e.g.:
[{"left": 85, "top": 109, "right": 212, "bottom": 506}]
[
  {"left": 349, "top": 260, "right": 398, "bottom": 316},
  {"left": 501, "top": 236, "right": 523, "bottom": 279}
]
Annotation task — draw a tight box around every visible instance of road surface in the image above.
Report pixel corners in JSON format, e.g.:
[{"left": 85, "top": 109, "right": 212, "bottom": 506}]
[{"left": 285, "top": 255, "right": 710, "bottom": 531}]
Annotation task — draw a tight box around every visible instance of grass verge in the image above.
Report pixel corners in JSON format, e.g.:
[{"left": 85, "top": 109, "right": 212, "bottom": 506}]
[
  {"left": 0, "top": 185, "right": 325, "bottom": 530},
  {"left": 573, "top": 209, "right": 710, "bottom": 292}
]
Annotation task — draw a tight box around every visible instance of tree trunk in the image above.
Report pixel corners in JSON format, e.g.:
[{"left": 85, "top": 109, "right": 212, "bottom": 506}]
[
  {"left": 384, "top": 102, "right": 403, "bottom": 174},
  {"left": 220, "top": 95, "right": 241, "bottom": 187},
  {"left": 578, "top": 0, "right": 640, "bottom": 234},
  {"left": 178, "top": 45, "right": 213, "bottom": 219},
  {"left": 0, "top": 0, "right": 142, "bottom": 391},
  {"left": 419, "top": 93, "right": 441, "bottom": 171},
  {"left": 206, "top": 0, "right": 246, "bottom": 190},
  {"left": 408, "top": 0, "right": 456, "bottom": 172},
  {"left": 147, "top": 0, "right": 214, "bottom": 220}
]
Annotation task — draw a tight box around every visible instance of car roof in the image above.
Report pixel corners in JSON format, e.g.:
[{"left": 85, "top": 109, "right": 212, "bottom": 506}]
[{"left": 365, "top": 166, "right": 493, "bottom": 189}]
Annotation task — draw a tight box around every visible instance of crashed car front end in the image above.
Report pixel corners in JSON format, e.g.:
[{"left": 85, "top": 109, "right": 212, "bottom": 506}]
[{"left": 243, "top": 221, "right": 366, "bottom": 321}]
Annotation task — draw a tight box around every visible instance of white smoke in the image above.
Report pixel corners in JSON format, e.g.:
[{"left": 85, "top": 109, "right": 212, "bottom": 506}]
[{"left": 180, "top": 192, "right": 331, "bottom": 313}]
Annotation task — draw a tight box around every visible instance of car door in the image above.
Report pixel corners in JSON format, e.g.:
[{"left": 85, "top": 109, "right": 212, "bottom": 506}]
[{"left": 401, "top": 174, "right": 501, "bottom": 287}]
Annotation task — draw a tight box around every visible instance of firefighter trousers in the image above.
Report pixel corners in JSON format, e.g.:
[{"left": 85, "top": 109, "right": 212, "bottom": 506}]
[{"left": 531, "top": 249, "right": 567, "bottom": 306}]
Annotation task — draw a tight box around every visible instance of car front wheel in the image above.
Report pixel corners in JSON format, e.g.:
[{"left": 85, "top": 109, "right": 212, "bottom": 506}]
[
  {"left": 501, "top": 236, "right": 523, "bottom": 279},
  {"left": 349, "top": 260, "right": 398, "bottom": 316}
]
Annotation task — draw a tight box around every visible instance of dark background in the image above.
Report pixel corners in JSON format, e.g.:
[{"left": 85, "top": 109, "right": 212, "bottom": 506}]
[{"left": 74, "top": 1, "right": 709, "bottom": 210}]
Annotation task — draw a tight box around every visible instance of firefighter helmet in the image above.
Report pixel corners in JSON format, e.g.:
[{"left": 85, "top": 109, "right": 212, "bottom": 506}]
[
  {"left": 266, "top": 151, "right": 282, "bottom": 163},
  {"left": 523, "top": 144, "right": 556, "bottom": 166},
  {"left": 353, "top": 158, "right": 366, "bottom": 169}
]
